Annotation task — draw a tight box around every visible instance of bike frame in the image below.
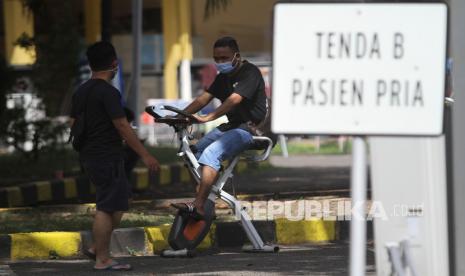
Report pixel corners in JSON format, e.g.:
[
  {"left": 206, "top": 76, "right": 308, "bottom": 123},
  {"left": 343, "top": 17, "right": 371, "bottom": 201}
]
[{"left": 174, "top": 124, "right": 277, "bottom": 252}]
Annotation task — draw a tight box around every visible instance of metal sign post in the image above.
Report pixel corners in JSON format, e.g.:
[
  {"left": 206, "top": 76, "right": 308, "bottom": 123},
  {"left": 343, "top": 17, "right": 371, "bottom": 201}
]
[
  {"left": 449, "top": 0, "right": 465, "bottom": 274},
  {"left": 131, "top": 0, "right": 142, "bottom": 128},
  {"left": 350, "top": 136, "right": 367, "bottom": 276}
]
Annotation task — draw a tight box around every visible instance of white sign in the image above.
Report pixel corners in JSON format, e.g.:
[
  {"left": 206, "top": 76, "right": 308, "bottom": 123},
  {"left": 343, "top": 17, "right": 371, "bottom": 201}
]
[{"left": 272, "top": 3, "right": 448, "bottom": 135}]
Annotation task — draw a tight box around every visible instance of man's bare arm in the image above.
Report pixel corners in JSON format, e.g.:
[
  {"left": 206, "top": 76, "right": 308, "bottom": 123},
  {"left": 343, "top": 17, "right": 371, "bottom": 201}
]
[
  {"left": 193, "top": 93, "right": 243, "bottom": 123},
  {"left": 183, "top": 92, "right": 214, "bottom": 114},
  {"left": 112, "top": 117, "right": 159, "bottom": 171}
]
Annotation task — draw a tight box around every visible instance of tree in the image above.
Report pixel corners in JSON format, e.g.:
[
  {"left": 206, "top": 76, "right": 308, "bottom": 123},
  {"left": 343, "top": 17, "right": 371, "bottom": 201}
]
[
  {"left": 19, "top": 0, "right": 83, "bottom": 116},
  {"left": 0, "top": 56, "right": 68, "bottom": 160},
  {"left": 0, "top": 57, "right": 15, "bottom": 139},
  {"left": 0, "top": 1, "right": 80, "bottom": 159},
  {"left": 15, "top": 0, "right": 229, "bottom": 115},
  {"left": 204, "top": 0, "right": 231, "bottom": 19}
]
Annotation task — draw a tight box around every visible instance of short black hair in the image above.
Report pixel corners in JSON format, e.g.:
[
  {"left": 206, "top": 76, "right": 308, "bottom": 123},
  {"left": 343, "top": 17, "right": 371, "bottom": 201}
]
[
  {"left": 213, "top": 36, "right": 240, "bottom": 52},
  {"left": 86, "top": 41, "right": 117, "bottom": 71}
]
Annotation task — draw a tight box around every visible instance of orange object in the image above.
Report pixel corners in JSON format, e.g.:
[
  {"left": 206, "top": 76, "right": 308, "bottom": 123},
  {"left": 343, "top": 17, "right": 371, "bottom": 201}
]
[
  {"left": 183, "top": 219, "right": 206, "bottom": 241},
  {"left": 141, "top": 112, "right": 153, "bottom": 125}
]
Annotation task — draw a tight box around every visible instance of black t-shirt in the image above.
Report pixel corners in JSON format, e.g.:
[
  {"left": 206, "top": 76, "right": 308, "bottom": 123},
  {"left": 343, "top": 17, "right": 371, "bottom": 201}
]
[
  {"left": 207, "top": 61, "right": 267, "bottom": 125},
  {"left": 70, "top": 79, "right": 126, "bottom": 161}
]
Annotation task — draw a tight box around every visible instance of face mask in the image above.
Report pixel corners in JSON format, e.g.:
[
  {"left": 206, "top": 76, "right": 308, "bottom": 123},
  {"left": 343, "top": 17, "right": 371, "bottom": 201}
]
[
  {"left": 215, "top": 53, "right": 238, "bottom": 74},
  {"left": 95, "top": 66, "right": 118, "bottom": 73},
  {"left": 97, "top": 66, "right": 118, "bottom": 79},
  {"left": 110, "top": 67, "right": 118, "bottom": 80}
]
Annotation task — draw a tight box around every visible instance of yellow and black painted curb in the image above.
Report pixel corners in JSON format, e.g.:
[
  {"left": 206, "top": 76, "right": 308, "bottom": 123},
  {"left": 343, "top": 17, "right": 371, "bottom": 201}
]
[
  {"left": 0, "top": 219, "right": 368, "bottom": 260},
  {"left": 0, "top": 161, "right": 253, "bottom": 208}
]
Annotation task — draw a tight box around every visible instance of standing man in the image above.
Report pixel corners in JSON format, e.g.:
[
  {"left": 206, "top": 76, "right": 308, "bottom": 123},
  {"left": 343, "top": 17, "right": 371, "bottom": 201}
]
[
  {"left": 70, "top": 41, "right": 159, "bottom": 271},
  {"left": 172, "top": 36, "right": 267, "bottom": 218}
]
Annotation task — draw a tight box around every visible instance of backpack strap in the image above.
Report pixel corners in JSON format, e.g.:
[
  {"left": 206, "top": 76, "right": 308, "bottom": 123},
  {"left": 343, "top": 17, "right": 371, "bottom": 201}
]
[{"left": 68, "top": 80, "right": 99, "bottom": 144}]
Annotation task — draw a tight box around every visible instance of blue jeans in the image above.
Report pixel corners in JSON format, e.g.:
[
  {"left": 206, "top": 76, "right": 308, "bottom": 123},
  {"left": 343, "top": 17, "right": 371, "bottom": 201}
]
[{"left": 195, "top": 127, "right": 253, "bottom": 171}]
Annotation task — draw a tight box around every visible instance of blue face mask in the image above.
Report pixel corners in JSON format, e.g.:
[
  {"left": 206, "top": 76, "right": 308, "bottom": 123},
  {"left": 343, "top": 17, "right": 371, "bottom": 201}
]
[
  {"left": 216, "top": 62, "right": 234, "bottom": 74},
  {"left": 215, "top": 53, "right": 238, "bottom": 74}
]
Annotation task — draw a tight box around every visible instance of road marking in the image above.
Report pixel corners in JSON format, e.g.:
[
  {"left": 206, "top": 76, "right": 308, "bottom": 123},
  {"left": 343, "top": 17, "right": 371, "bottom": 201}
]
[
  {"left": 6, "top": 260, "right": 89, "bottom": 264},
  {"left": 0, "top": 265, "right": 16, "bottom": 276}
]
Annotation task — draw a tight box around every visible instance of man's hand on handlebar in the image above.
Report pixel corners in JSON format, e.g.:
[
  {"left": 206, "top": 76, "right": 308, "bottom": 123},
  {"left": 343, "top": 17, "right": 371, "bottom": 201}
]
[
  {"left": 167, "top": 113, "right": 201, "bottom": 124},
  {"left": 191, "top": 114, "right": 211, "bottom": 124}
]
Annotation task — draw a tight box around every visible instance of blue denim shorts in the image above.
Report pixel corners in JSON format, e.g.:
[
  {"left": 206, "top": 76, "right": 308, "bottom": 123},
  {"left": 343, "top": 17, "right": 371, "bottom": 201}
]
[{"left": 194, "top": 127, "right": 253, "bottom": 171}]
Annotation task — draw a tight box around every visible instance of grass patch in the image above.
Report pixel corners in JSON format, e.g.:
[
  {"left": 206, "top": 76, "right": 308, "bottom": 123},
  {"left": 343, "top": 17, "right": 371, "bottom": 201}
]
[
  {"left": 0, "top": 146, "right": 179, "bottom": 187},
  {"left": 0, "top": 210, "right": 174, "bottom": 234},
  {"left": 0, "top": 148, "right": 79, "bottom": 186},
  {"left": 272, "top": 138, "right": 352, "bottom": 155},
  {"left": 146, "top": 146, "right": 179, "bottom": 164}
]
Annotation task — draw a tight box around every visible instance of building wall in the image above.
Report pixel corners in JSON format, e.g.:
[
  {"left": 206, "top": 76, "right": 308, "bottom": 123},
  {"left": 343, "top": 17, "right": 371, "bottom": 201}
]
[
  {"left": 191, "top": 0, "right": 278, "bottom": 59},
  {"left": 111, "top": 0, "right": 162, "bottom": 34}
]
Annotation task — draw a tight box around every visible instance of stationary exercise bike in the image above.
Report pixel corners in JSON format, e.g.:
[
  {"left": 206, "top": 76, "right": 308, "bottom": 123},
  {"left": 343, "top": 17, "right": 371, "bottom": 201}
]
[{"left": 145, "top": 105, "right": 279, "bottom": 257}]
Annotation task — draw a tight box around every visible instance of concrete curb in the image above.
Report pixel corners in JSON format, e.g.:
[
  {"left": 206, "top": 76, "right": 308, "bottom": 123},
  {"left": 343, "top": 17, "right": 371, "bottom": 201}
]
[
  {"left": 0, "top": 219, "right": 372, "bottom": 260},
  {"left": 0, "top": 161, "right": 252, "bottom": 208}
]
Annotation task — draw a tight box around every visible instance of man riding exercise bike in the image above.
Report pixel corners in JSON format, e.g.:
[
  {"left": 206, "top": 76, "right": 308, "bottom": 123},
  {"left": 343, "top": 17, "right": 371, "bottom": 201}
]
[
  {"left": 171, "top": 36, "right": 270, "bottom": 220},
  {"left": 146, "top": 108, "right": 277, "bottom": 258},
  {"left": 146, "top": 36, "right": 278, "bottom": 256}
]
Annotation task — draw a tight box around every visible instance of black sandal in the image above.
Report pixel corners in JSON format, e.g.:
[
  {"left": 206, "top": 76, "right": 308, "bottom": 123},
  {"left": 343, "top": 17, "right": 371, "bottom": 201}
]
[
  {"left": 83, "top": 249, "right": 96, "bottom": 261},
  {"left": 170, "top": 202, "right": 205, "bottom": 220}
]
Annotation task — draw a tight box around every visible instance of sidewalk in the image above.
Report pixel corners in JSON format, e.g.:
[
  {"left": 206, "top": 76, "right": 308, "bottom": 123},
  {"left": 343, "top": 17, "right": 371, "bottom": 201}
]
[
  {"left": 0, "top": 197, "right": 373, "bottom": 261},
  {"left": 269, "top": 154, "right": 353, "bottom": 168}
]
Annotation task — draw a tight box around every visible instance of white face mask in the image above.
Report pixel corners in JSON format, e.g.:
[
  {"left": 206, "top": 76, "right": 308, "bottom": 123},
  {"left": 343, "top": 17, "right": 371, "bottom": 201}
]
[
  {"left": 95, "top": 66, "right": 118, "bottom": 79},
  {"left": 109, "top": 67, "right": 118, "bottom": 80}
]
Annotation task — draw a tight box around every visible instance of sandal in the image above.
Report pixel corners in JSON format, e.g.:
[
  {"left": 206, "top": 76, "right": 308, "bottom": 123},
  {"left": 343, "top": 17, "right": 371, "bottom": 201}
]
[
  {"left": 94, "top": 261, "right": 132, "bottom": 271},
  {"left": 171, "top": 202, "right": 205, "bottom": 220},
  {"left": 83, "top": 249, "right": 96, "bottom": 261}
]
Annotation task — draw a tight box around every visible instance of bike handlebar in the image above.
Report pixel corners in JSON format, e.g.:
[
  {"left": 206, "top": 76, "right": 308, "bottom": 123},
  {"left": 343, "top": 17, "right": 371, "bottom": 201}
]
[
  {"left": 145, "top": 105, "right": 199, "bottom": 125},
  {"left": 162, "top": 105, "right": 198, "bottom": 123}
]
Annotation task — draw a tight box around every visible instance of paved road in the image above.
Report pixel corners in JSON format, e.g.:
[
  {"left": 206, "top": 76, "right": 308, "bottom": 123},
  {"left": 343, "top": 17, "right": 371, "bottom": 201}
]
[
  {"left": 152, "top": 155, "right": 363, "bottom": 199},
  {"left": 5, "top": 242, "right": 375, "bottom": 276},
  {"left": 233, "top": 166, "right": 351, "bottom": 196}
]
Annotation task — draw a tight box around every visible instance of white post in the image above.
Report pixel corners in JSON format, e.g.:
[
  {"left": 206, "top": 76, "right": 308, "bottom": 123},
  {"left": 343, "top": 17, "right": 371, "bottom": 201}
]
[
  {"left": 315, "top": 136, "right": 320, "bottom": 153},
  {"left": 278, "top": 134, "right": 288, "bottom": 158},
  {"left": 350, "top": 136, "right": 367, "bottom": 276},
  {"left": 338, "top": 136, "right": 345, "bottom": 153},
  {"left": 180, "top": 59, "right": 192, "bottom": 101}
]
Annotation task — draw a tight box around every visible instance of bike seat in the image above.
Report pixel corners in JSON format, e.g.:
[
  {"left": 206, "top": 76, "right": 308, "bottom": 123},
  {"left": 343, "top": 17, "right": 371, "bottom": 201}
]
[
  {"left": 242, "top": 136, "right": 274, "bottom": 162},
  {"left": 250, "top": 139, "right": 269, "bottom": 150}
]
